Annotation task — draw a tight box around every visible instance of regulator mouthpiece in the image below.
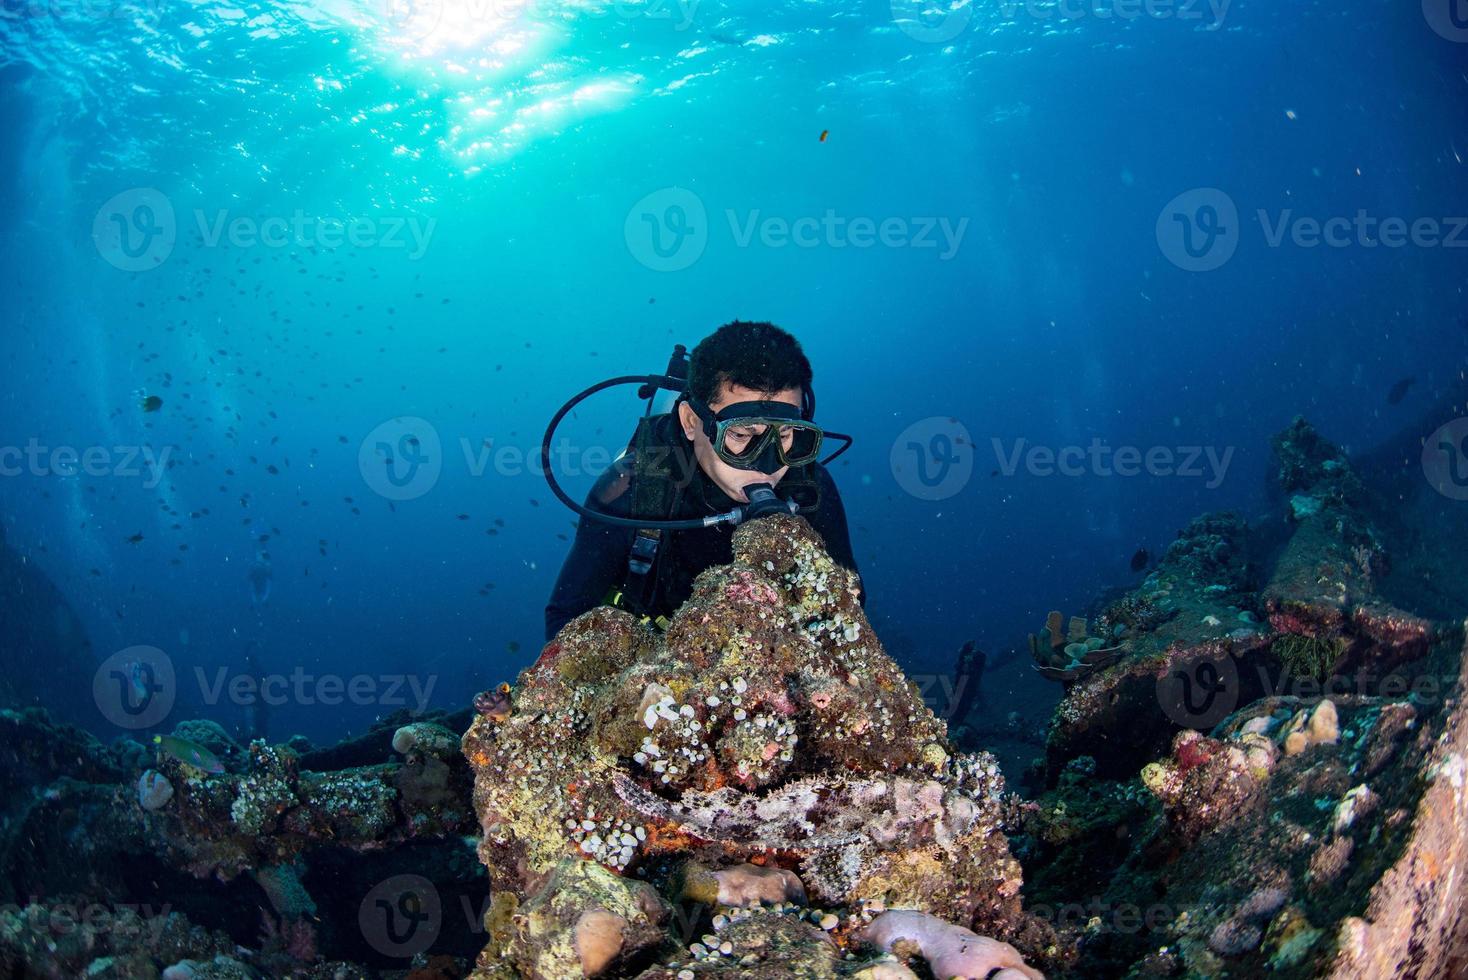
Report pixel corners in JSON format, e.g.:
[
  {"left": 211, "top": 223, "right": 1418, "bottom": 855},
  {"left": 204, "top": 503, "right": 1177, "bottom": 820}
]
[{"left": 729, "top": 483, "right": 799, "bottom": 525}]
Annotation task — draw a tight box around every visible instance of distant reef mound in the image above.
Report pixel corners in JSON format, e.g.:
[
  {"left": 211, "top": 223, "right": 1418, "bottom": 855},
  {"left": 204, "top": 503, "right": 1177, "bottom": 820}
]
[{"left": 0, "top": 522, "right": 97, "bottom": 726}]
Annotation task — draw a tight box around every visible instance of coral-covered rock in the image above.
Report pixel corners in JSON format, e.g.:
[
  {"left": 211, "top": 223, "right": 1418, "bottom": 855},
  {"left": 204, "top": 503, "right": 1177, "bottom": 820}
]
[
  {"left": 392, "top": 721, "right": 462, "bottom": 760},
  {"left": 1040, "top": 512, "right": 1277, "bottom": 783},
  {"left": 463, "top": 516, "right": 1043, "bottom": 976},
  {"left": 1263, "top": 419, "right": 1433, "bottom": 682},
  {"left": 1139, "top": 727, "right": 1277, "bottom": 839},
  {"left": 475, "top": 857, "right": 669, "bottom": 979}
]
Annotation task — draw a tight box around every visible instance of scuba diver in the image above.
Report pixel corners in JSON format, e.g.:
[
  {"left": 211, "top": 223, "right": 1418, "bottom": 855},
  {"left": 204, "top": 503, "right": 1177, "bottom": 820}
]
[
  {"left": 247, "top": 551, "right": 272, "bottom": 607},
  {"left": 543, "top": 321, "right": 862, "bottom": 640}
]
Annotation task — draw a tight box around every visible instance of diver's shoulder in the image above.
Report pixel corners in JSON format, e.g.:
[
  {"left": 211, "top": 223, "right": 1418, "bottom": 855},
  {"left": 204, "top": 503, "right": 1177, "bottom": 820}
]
[
  {"left": 810, "top": 462, "right": 843, "bottom": 492},
  {"left": 589, "top": 454, "right": 636, "bottom": 510}
]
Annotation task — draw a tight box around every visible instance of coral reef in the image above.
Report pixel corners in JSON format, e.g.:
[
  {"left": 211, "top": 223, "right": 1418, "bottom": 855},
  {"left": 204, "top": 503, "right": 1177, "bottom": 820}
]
[
  {"left": 7, "top": 415, "right": 1468, "bottom": 979},
  {"left": 462, "top": 515, "right": 1051, "bottom": 978},
  {"left": 1011, "top": 417, "right": 1468, "bottom": 978},
  {"left": 0, "top": 705, "right": 483, "bottom": 977}
]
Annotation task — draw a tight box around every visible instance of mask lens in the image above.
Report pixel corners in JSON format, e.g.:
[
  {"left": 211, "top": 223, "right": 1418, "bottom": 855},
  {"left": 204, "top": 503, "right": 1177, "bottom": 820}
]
[
  {"left": 715, "top": 418, "right": 822, "bottom": 468},
  {"left": 719, "top": 423, "right": 769, "bottom": 462},
  {"left": 780, "top": 424, "right": 822, "bottom": 465}
]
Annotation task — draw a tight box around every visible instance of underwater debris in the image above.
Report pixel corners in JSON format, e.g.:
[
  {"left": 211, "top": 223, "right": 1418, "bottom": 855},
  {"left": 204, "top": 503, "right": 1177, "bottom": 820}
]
[{"left": 1028, "top": 610, "right": 1126, "bottom": 683}]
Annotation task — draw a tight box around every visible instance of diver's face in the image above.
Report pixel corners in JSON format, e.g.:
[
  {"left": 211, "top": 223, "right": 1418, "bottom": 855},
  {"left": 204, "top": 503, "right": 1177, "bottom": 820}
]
[{"left": 678, "top": 382, "right": 802, "bottom": 503}]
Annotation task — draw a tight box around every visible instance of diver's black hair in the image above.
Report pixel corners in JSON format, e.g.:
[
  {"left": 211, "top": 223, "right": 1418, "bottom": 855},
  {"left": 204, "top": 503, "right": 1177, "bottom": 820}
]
[{"left": 687, "top": 321, "right": 813, "bottom": 406}]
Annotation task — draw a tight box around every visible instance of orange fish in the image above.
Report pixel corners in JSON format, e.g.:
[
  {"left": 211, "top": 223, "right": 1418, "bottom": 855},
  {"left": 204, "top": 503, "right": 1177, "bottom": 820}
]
[{"left": 819, "top": 129, "right": 829, "bottom": 142}]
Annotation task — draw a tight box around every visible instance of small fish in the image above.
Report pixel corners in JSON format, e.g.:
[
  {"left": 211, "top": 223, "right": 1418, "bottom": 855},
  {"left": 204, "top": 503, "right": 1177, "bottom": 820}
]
[
  {"left": 1386, "top": 377, "right": 1415, "bottom": 405},
  {"left": 473, "top": 682, "right": 513, "bottom": 722},
  {"left": 1129, "top": 547, "right": 1151, "bottom": 572},
  {"left": 819, "top": 129, "right": 829, "bottom": 142},
  {"left": 153, "top": 734, "right": 225, "bottom": 774},
  {"left": 126, "top": 533, "right": 145, "bottom": 544},
  {"left": 507, "top": 641, "right": 521, "bottom": 654},
  {"left": 140, "top": 395, "right": 164, "bottom": 413}
]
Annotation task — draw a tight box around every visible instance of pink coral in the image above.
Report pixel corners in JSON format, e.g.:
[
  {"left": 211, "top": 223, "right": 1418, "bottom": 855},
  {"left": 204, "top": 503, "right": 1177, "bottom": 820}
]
[
  {"left": 706, "top": 863, "right": 807, "bottom": 907},
  {"left": 862, "top": 910, "right": 1045, "bottom": 979},
  {"left": 258, "top": 911, "right": 318, "bottom": 964}
]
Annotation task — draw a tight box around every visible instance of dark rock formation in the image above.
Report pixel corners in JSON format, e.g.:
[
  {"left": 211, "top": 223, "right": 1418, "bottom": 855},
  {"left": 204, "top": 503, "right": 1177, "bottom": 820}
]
[{"left": 0, "top": 529, "right": 97, "bottom": 726}]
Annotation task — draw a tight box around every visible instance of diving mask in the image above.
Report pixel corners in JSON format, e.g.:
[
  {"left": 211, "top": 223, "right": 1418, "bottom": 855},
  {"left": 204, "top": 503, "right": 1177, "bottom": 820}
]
[{"left": 687, "top": 398, "right": 824, "bottom": 473}]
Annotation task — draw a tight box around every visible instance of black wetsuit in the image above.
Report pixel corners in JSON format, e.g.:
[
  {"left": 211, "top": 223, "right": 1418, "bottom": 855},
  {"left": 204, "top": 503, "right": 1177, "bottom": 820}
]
[{"left": 545, "top": 415, "right": 861, "bottom": 640}]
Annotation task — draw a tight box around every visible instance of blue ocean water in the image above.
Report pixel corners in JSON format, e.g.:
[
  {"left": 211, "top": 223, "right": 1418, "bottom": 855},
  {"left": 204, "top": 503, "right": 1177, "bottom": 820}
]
[{"left": 1, "top": 0, "right": 1465, "bottom": 745}]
